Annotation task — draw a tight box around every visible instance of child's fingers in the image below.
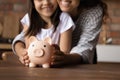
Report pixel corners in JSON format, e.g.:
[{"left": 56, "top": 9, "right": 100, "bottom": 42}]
[
  {"left": 25, "top": 59, "right": 30, "bottom": 63},
  {"left": 19, "top": 57, "right": 25, "bottom": 64},
  {"left": 23, "top": 55, "right": 30, "bottom": 66},
  {"left": 25, "top": 60, "right": 30, "bottom": 66},
  {"left": 21, "top": 50, "right": 28, "bottom": 56},
  {"left": 23, "top": 55, "right": 29, "bottom": 60},
  {"left": 25, "top": 63, "right": 29, "bottom": 66}
]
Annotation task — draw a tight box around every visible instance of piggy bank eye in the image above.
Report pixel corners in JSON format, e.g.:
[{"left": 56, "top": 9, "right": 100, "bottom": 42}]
[
  {"left": 32, "top": 44, "right": 34, "bottom": 47},
  {"left": 44, "top": 45, "right": 46, "bottom": 47}
]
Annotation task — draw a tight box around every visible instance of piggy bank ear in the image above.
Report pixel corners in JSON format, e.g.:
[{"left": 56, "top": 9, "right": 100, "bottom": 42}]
[
  {"left": 29, "top": 36, "right": 38, "bottom": 43},
  {"left": 44, "top": 37, "right": 52, "bottom": 45}
]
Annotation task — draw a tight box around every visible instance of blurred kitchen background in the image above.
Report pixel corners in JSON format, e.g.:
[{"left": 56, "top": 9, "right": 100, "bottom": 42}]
[{"left": 0, "top": 0, "right": 120, "bottom": 62}]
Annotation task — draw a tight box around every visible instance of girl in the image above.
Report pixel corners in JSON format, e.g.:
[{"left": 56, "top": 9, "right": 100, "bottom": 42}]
[
  {"left": 12, "top": 0, "right": 108, "bottom": 67},
  {"left": 13, "top": 0, "right": 75, "bottom": 65}
]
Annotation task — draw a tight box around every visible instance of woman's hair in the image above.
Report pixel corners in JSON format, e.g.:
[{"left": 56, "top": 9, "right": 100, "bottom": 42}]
[
  {"left": 79, "top": 0, "right": 108, "bottom": 18},
  {"left": 25, "top": 0, "right": 62, "bottom": 37}
]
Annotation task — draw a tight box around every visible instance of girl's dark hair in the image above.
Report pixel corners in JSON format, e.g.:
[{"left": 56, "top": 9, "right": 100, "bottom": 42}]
[
  {"left": 79, "top": 0, "right": 108, "bottom": 18},
  {"left": 25, "top": 0, "right": 62, "bottom": 37}
]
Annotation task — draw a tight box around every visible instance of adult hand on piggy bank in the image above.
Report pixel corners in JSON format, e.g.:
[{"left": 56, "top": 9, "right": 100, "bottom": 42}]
[{"left": 27, "top": 36, "right": 55, "bottom": 68}]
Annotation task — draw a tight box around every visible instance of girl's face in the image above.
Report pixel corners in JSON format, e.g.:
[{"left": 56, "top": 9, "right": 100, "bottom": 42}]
[
  {"left": 34, "top": 0, "right": 58, "bottom": 19},
  {"left": 57, "top": 0, "right": 80, "bottom": 13}
]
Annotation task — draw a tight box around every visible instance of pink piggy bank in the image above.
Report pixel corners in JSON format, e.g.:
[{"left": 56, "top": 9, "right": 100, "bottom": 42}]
[{"left": 27, "top": 36, "right": 55, "bottom": 68}]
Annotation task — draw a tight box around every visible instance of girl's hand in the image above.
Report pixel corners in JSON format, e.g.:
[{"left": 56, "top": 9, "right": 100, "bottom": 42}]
[{"left": 18, "top": 49, "right": 30, "bottom": 66}]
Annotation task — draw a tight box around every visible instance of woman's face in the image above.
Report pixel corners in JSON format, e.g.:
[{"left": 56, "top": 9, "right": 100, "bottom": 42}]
[
  {"left": 33, "top": 0, "right": 58, "bottom": 19},
  {"left": 57, "top": 0, "right": 80, "bottom": 13}
]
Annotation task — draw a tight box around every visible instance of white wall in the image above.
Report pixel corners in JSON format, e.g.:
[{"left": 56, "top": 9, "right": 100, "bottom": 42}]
[{"left": 97, "top": 45, "right": 120, "bottom": 63}]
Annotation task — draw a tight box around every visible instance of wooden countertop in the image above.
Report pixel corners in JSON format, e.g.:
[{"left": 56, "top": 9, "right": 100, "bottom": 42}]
[{"left": 0, "top": 59, "right": 120, "bottom": 80}]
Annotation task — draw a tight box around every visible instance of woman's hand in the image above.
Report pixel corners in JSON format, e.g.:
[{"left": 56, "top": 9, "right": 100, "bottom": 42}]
[
  {"left": 51, "top": 49, "right": 83, "bottom": 67},
  {"left": 51, "top": 50, "right": 69, "bottom": 67}
]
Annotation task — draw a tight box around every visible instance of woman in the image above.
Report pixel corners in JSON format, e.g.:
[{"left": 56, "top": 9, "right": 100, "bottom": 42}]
[
  {"left": 12, "top": 0, "right": 108, "bottom": 67},
  {"left": 51, "top": 0, "right": 108, "bottom": 66}
]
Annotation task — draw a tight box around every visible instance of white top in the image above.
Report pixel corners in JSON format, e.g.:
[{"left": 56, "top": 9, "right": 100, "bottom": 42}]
[{"left": 20, "top": 12, "right": 75, "bottom": 45}]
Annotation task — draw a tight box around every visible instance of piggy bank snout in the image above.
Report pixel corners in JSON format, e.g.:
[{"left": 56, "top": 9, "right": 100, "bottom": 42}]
[{"left": 34, "top": 49, "right": 44, "bottom": 57}]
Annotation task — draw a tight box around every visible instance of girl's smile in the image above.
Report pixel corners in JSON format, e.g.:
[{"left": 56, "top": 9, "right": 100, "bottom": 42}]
[{"left": 41, "top": 6, "right": 54, "bottom": 14}]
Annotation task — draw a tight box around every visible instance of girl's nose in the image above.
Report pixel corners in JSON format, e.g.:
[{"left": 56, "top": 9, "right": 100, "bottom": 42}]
[{"left": 43, "top": 0, "right": 50, "bottom": 4}]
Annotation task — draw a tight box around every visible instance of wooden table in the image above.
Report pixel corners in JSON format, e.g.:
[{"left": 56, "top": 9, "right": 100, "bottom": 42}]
[{"left": 0, "top": 60, "right": 120, "bottom": 80}]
